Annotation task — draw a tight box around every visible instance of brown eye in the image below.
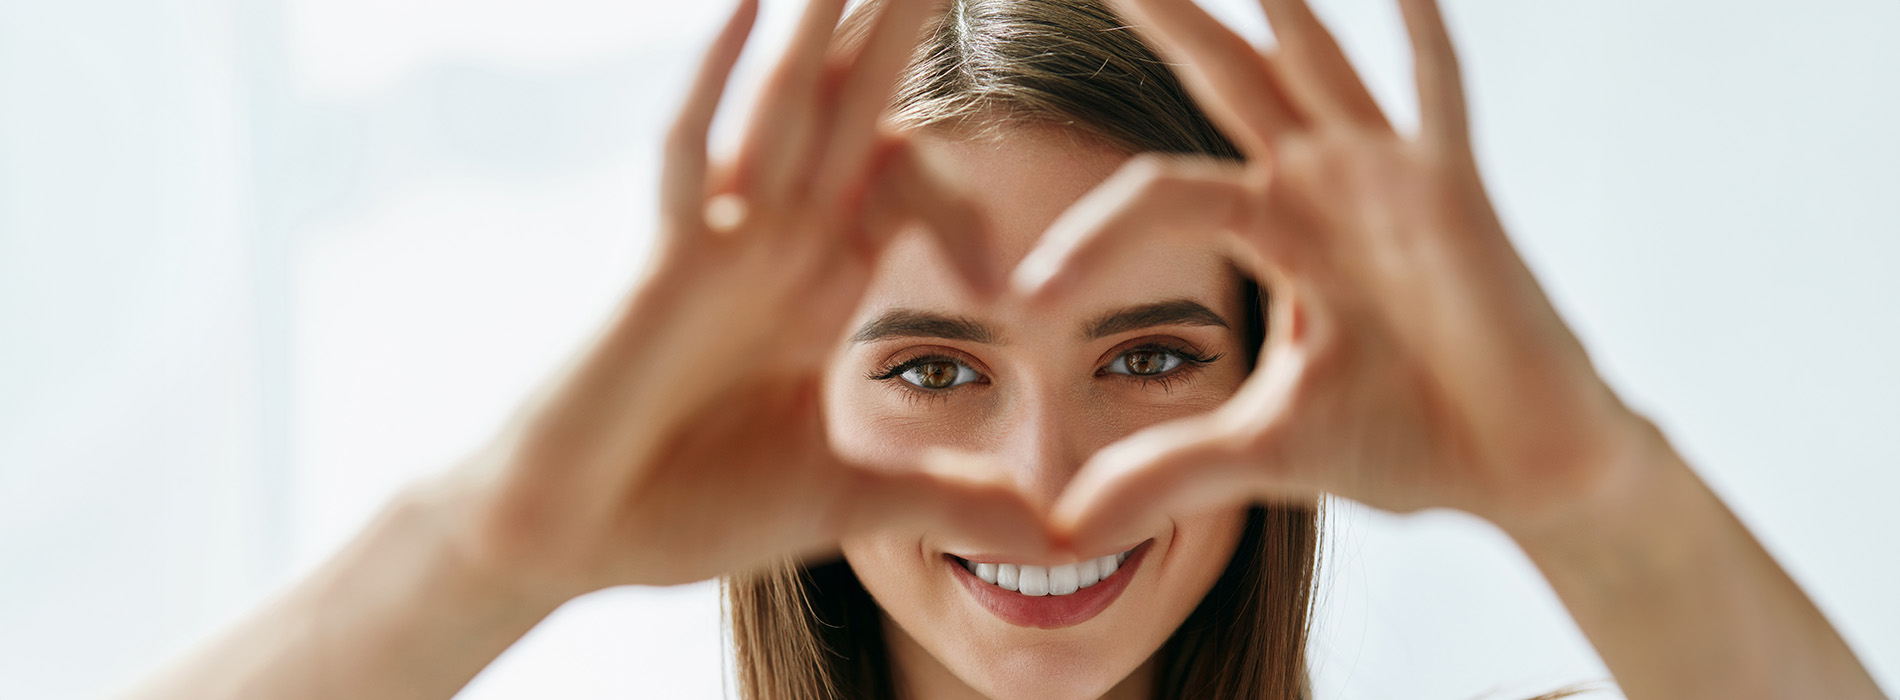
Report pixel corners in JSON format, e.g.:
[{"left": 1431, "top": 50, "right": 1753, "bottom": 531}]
[
  {"left": 1125, "top": 351, "right": 1166, "bottom": 375},
  {"left": 915, "top": 361, "right": 957, "bottom": 388},
  {"left": 896, "top": 359, "right": 980, "bottom": 390},
  {"left": 1109, "top": 348, "right": 1184, "bottom": 377}
]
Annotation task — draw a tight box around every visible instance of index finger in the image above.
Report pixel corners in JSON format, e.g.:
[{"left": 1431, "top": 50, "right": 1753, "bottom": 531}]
[
  {"left": 856, "top": 137, "right": 1002, "bottom": 299},
  {"left": 1113, "top": 0, "right": 1305, "bottom": 157},
  {"left": 1008, "top": 154, "right": 1301, "bottom": 307},
  {"left": 810, "top": 0, "right": 944, "bottom": 209}
]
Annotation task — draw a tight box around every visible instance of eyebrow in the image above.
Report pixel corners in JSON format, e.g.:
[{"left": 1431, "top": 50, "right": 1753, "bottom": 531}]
[
  {"left": 850, "top": 299, "right": 1229, "bottom": 345},
  {"left": 850, "top": 309, "right": 1002, "bottom": 344},
  {"left": 1082, "top": 299, "right": 1230, "bottom": 340}
]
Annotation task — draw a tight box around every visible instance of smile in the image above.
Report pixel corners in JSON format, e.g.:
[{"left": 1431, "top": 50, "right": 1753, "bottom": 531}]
[
  {"left": 944, "top": 541, "right": 1153, "bottom": 629},
  {"left": 955, "top": 550, "right": 1132, "bottom": 596}
]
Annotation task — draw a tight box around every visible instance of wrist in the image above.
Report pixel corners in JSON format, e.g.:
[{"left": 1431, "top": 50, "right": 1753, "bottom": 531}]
[
  {"left": 1494, "top": 415, "right": 1725, "bottom": 599},
  {"left": 1484, "top": 419, "right": 1887, "bottom": 699},
  {"left": 1486, "top": 409, "right": 1687, "bottom": 550},
  {"left": 405, "top": 465, "right": 587, "bottom": 613}
]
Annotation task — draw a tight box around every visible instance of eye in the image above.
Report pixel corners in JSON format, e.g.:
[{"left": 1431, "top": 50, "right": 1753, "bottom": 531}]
[
  {"left": 889, "top": 358, "right": 983, "bottom": 390},
  {"left": 1105, "top": 348, "right": 1186, "bottom": 377}
]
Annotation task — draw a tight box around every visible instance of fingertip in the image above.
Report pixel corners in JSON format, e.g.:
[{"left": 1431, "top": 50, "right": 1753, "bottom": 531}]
[
  {"left": 960, "top": 489, "right": 1056, "bottom": 562},
  {"left": 1007, "top": 247, "right": 1074, "bottom": 310},
  {"left": 1006, "top": 259, "right": 1050, "bottom": 303},
  {"left": 948, "top": 224, "right": 1004, "bottom": 302},
  {"left": 1046, "top": 506, "right": 1089, "bottom": 553},
  {"left": 721, "top": 0, "right": 762, "bottom": 52},
  {"left": 961, "top": 261, "right": 1004, "bottom": 305}
]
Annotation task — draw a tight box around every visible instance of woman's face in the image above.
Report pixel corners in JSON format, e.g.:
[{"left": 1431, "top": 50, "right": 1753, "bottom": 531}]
[{"left": 827, "top": 126, "right": 1251, "bottom": 700}]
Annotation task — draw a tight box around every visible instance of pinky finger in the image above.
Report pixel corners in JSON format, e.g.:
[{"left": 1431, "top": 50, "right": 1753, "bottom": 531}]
[{"left": 661, "top": 0, "right": 760, "bottom": 239}]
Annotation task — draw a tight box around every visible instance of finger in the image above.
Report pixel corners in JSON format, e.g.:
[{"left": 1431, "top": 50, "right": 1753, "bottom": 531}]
[
  {"left": 1050, "top": 415, "right": 1271, "bottom": 556},
  {"left": 1114, "top": 0, "right": 1304, "bottom": 156},
  {"left": 1256, "top": 0, "right": 1390, "bottom": 129},
  {"left": 662, "top": 0, "right": 760, "bottom": 239},
  {"left": 857, "top": 137, "right": 1002, "bottom": 298},
  {"left": 809, "top": 0, "right": 940, "bottom": 209},
  {"left": 1397, "top": 0, "right": 1470, "bottom": 150},
  {"left": 733, "top": 0, "right": 852, "bottom": 200},
  {"left": 839, "top": 460, "right": 1057, "bottom": 563},
  {"left": 1010, "top": 154, "right": 1294, "bottom": 305}
]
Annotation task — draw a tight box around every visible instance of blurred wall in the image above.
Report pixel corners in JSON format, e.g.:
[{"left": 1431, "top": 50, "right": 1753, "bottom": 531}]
[{"left": 1, "top": 1, "right": 1895, "bottom": 698}]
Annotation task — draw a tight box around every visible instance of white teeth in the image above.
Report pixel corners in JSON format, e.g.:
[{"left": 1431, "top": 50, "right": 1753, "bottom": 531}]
[
  {"left": 974, "top": 562, "right": 998, "bottom": 584},
  {"left": 957, "top": 547, "right": 1136, "bottom": 597},
  {"left": 1048, "top": 564, "right": 1079, "bottom": 595},
  {"left": 1018, "top": 566, "right": 1050, "bottom": 596},
  {"left": 1077, "top": 558, "right": 1102, "bottom": 588}
]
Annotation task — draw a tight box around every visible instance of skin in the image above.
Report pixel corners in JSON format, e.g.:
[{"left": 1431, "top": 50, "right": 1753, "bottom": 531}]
[
  {"left": 827, "top": 127, "right": 1248, "bottom": 700},
  {"left": 117, "top": 0, "right": 1888, "bottom": 699}
]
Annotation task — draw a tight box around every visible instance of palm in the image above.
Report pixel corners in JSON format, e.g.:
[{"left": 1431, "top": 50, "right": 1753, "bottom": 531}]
[
  {"left": 1244, "top": 130, "right": 1624, "bottom": 517},
  {"left": 1039, "top": 0, "right": 1652, "bottom": 549},
  {"left": 614, "top": 373, "right": 845, "bottom": 585},
  {"left": 449, "top": 0, "right": 1045, "bottom": 598}
]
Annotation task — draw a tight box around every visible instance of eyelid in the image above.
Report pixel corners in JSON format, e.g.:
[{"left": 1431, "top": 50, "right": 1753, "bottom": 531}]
[
  {"left": 1092, "top": 335, "right": 1220, "bottom": 372},
  {"left": 866, "top": 345, "right": 993, "bottom": 383}
]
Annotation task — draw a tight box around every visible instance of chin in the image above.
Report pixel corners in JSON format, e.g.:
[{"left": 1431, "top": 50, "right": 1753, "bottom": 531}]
[{"left": 952, "top": 644, "right": 1141, "bottom": 700}]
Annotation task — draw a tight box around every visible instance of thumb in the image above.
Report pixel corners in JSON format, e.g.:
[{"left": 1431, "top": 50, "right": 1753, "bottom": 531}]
[
  {"left": 1052, "top": 415, "right": 1270, "bottom": 557},
  {"left": 834, "top": 450, "right": 1057, "bottom": 563}
]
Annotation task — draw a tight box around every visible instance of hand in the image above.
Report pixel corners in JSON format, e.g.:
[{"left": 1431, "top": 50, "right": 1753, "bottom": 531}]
[
  {"left": 1021, "top": 0, "right": 1659, "bottom": 553},
  {"left": 429, "top": 0, "right": 1051, "bottom": 598}
]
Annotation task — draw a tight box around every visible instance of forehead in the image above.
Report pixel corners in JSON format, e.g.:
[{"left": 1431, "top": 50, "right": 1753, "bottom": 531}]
[{"left": 863, "top": 127, "right": 1238, "bottom": 322}]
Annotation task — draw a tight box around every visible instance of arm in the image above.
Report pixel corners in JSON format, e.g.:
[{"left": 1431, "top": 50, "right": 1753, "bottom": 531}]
[
  {"left": 1508, "top": 421, "right": 1886, "bottom": 699},
  {"left": 118, "top": 481, "right": 561, "bottom": 700},
  {"left": 1036, "top": 0, "right": 1889, "bottom": 695},
  {"left": 118, "top": 0, "right": 1049, "bottom": 695}
]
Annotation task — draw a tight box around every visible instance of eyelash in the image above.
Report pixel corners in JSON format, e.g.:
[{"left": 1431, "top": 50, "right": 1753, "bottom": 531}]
[
  {"left": 867, "top": 352, "right": 984, "bottom": 406},
  {"left": 1101, "top": 342, "right": 1222, "bottom": 393},
  {"left": 867, "top": 341, "right": 1222, "bottom": 403}
]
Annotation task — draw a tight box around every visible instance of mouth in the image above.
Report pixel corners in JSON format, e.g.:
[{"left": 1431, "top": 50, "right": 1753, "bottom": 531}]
[{"left": 943, "top": 540, "right": 1153, "bottom": 630}]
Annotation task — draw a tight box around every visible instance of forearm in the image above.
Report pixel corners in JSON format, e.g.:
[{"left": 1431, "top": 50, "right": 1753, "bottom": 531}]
[
  {"left": 120, "top": 479, "right": 564, "bottom": 700},
  {"left": 1506, "top": 425, "right": 1886, "bottom": 700}
]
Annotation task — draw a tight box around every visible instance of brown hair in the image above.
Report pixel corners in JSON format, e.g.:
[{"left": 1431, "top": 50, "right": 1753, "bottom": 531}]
[
  {"left": 727, "top": 3, "right": 1600, "bottom": 698},
  {"left": 727, "top": 2, "right": 1322, "bottom": 698}
]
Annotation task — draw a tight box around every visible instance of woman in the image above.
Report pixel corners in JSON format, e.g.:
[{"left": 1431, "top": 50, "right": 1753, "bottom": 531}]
[{"left": 124, "top": 0, "right": 1886, "bottom": 698}]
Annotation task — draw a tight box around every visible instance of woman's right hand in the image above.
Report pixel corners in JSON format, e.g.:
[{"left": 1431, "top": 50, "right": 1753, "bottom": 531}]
[{"left": 428, "top": 0, "right": 1051, "bottom": 599}]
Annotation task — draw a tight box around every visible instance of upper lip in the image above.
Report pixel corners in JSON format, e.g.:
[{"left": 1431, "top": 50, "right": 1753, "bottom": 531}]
[{"left": 946, "top": 540, "right": 1150, "bottom": 565}]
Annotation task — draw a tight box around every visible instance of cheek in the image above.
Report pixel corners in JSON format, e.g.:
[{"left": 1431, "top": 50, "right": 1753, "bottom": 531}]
[
  {"left": 839, "top": 531, "right": 975, "bottom": 665},
  {"left": 824, "top": 367, "right": 905, "bottom": 467},
  {"left": 823, "top": 365, "right": 988, "bottom": 469},
  {"left": 840, "top": 531, "right": 930, "bottom": 602},
  {"left": 1165, "top": 506, "right": 1251, "bottom": 609}
]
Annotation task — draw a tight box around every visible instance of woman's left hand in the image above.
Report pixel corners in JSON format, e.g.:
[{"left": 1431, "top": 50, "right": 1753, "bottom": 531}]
[{"left": 1017, "top": 0, "right": 1660, "bottom": 553}]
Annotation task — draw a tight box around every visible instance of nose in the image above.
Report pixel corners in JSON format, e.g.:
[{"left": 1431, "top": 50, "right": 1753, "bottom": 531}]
[{"left": 991, "top": 386, "right": 1090, "bottom": 510}]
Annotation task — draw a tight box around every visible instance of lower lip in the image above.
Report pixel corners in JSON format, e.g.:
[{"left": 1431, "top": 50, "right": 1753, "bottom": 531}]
[{"left": 946, "top": 541, "right": 1153, "bottom": 630}]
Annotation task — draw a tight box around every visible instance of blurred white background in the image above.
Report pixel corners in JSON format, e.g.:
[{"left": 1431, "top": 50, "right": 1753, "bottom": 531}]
[{"left": 2, "top": 0, "right": 1896, "bottom": 698}]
